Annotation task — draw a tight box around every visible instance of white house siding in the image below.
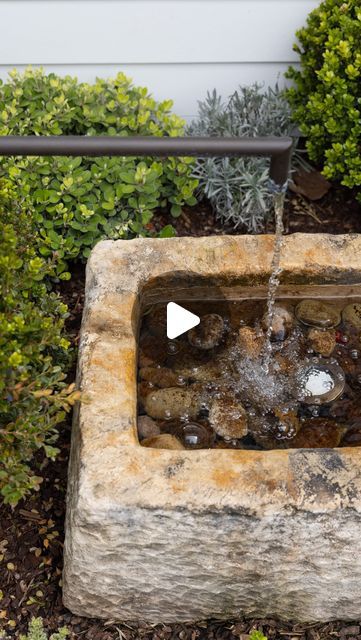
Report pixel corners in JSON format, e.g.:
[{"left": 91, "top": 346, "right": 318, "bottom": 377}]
[{"left": 0, "top": 0, "right": 320, "bottom": 119}]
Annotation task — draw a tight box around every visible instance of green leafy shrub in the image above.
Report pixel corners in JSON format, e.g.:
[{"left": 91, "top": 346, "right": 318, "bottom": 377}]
[
  {"left": 188, "top": 84, "right": 304, "bottom": 231},
  {"left": 0, "top": 179, "right": 76, "bottom": 506},
  {"left": 286, "top": 0, "right": 361, "bottom": 200},
  {"left": 19, "top": 617, "right": 68, "bottom": 640},
  {"left": 0, "top": 68, "right": 198, "bottom": 275}
]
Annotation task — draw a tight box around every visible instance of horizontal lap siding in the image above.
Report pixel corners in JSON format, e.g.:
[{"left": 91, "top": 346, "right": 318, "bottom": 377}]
[{"left": 0, "top": 0, "right": 320, "bottom": 118}]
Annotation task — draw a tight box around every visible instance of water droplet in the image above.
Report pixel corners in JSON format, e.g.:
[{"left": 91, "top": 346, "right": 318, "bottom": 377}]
[
  {"left": 167, "top": 341, "right": 180, "bottom": 355},
  {"left": 350, "top": 349, "right": 359, "bottom": 360}
]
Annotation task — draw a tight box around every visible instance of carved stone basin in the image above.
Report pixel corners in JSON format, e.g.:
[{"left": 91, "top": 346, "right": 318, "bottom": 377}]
[{"left": 63, "top": 234, "right": 361, "bottom": 623}]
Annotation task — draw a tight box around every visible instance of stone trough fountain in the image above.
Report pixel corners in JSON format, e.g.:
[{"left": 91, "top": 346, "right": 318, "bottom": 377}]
[
  {"left": 1, "top": 136, "right": 361, "bottom": 624},
  {"left": 62, "top": 233, "right": 361, "bottom": 623}
]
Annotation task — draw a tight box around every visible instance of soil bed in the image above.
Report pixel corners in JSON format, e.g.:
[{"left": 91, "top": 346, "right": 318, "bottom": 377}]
[
  {"left": 153, "top": 185, "right": 361, "bottom": 237},
  {"left": 1, "top": 187, "right": 361, "bottom": 638}
]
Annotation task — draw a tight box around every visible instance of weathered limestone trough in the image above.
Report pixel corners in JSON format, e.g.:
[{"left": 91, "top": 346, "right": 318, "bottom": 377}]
[{"left": 63, "top": 234, "right": 361, "bottom": 623}]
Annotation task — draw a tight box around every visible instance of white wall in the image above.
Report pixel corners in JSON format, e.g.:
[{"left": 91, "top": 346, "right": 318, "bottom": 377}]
[{"left": 0, "top": 0, "right": 320, "bottom": 119}]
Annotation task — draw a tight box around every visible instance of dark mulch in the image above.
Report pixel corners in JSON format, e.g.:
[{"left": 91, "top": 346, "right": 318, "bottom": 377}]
[
  {"left": 1, "top": 187, "right": 361, "bottom": 638},
  {"left": 153, "top": 184, "right": 361, "bottom": 237}
]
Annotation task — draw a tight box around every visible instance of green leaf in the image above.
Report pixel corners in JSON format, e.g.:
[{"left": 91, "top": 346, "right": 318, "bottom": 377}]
[
  {"left": 159, "top": 224, "right": 176, "bottom": 238},
  {"left": 170, "top": 204, "right": 182, "bottom": 218}
]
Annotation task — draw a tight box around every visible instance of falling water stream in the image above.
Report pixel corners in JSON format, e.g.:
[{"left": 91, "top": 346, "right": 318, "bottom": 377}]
[{"left": 263, "top": 191, "right": 286, "bottom": 372}]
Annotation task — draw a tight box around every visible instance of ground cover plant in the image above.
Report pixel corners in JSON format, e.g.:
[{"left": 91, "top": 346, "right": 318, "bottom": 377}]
[
  {"left": 0, "top": 179, "right": 77, "bottom": 506},
  {"left": 188, "top": 84, "right": 307, "bottom": 231},
  {"left": 286, "top": 0, "right": 361, "bottom": 202},
  {"left": 0, "top": 68, "right": 198, "bottom": 277},
  {"left": 18, "top": 618, "right": 68, "bottom": 640}
]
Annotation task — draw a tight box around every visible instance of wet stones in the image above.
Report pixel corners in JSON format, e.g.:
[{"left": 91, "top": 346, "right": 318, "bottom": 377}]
[
  {"left": 188, "top": 313, "right": 224, "bottom": 350},
  {"left": 296, "top": 300, "right": 341, "bottom": 328},
  {"left": 237, "top": 326, "right": 264, "bottom": 359},
  {"left": 140, "top": 366, "right": 186, "bottom": 388},
  {"left": 144, "top": 386, "right": 204, "bottom": 421},
  {"left": 308, "top": 328, "right": 336, "bottom": 357},
  {"left": 283, "top": 419, "right": 346, "bottom": 449},
  {"left": 253, "top": 418, "right": 345, "bottom": 449},
  {"left": 342, "top": 303, "right": 361, "bottom": 330},
  {"left": 262, "top": 305, "right": 294, "bottom": 342},
  {"left": 175, "top": 359, "right": 228, "bottom": 383},
  {"left": 341, "top": 420, "right": 361, "bottom": 447},
  {"left": 141, "top": 433, "right": 185, "bottom": 450},
  {"left": 138, "top": 295, "right": 361, "bottom": 451},
  {"left": 137, "top": 415, "right": 161, "bottom": 440},
  {"left": 249, "top": 410, "right": 300, "bottom": 448},
  {"left": 274, "top": 408, "right": 301, "bottom": 439},
  {"left": 209, "top": 394, "right": 248, "bottom": 439}
]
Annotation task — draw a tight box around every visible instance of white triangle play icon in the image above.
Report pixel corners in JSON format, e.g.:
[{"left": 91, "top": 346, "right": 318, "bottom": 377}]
[{"left": 167, "top": 302, "right": 200, "bottom": 340}]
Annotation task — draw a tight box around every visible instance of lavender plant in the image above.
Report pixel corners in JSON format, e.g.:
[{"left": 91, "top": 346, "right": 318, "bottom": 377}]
[{"left": 188, "top": 84, "right": 305, "bottom": 231}]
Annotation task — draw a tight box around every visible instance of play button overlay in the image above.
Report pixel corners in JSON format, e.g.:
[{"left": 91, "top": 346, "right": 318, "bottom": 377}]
[{"left": 167, "top": 302, "right": 200, "bottom": 340}]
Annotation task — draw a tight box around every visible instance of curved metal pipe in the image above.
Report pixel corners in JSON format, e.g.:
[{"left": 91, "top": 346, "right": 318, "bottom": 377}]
[{"left": 0, "top": 135, "right": 293, "bottom": 187}]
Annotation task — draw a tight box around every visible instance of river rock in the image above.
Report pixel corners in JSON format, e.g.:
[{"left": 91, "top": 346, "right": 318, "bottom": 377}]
[
  {"left": 273, "top": 352, "right": 295, "bottom": 375},
  {"left": 175, "top": 359, "right": 227, "bottom": 383},
  {"left": 286, "top": 419, "right": 346, "bottom": 448},
  {"left": 342, "top": 303, "right": 361, "bottom": 330},
  {"left": 274, "top": 408, "right": 301, "bottom": 440},
  {"left": 140, "top": 366, "right": 185, "bottom": 388},
  {"left": 250, "top": 410, "right": 300, "bottom": 449},
  {"left": 238, "top": 326, "right": 264, "bottom": 359},
  {"left": 295, "top": 300, "right": 341, "bottom": 328},
  {"left": 341, "top": 420, "right": 361, "bottom": 447},
  {"left": 138, "top": 382, "right": 155, "bottom": 409},
  {"left": 144, "top": 386, "right": 203, "bottom": 420},
  {"left": 188, "top": 313, "right": 224, "bottom": 350},
  {"left": 254, "top": 417, "right": 346, "bottom": 450},
  {"left": 137, "top": 415, "right": 161, "bottom": 440},
  {"left": 145, "top": 304, "right": 167, "bottom": 337},
  {"left": 262, "top": 305, "right": 294, "bottom": 342},
  {"left": 308, "top": 328, "right": 336, "bottom": 357},
  {"left": 141, "top": 433, "right": 185, "bottom": 450},
  {"left": 209, "top": 394, "right": 248, "bottom": 439}
]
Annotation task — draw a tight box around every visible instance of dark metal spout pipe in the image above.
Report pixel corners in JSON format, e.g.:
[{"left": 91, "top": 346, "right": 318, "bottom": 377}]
[{"left": 0, "top": 135, "right": 293, "bottom": 187}]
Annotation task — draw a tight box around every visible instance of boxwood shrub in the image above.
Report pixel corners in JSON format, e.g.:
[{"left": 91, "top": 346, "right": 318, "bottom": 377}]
[
  {"left": 286, "top": 0, "right": 361, "bottom": 200},
  {"left": 0, "top": 179, "right": 76, "bottom": 506},
  {"left": 0, "top": 68, "right": 198, "bottom": 277}
]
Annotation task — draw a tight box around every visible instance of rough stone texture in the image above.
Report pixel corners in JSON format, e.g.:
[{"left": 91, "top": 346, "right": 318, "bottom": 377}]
[{"left": 63, "top": 234, "right": 361, "bottom": 624}]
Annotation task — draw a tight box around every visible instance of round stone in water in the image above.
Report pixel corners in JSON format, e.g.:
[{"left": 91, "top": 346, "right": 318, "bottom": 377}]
[
  {"left": 295, "top": 300, "right": 341, "bottom": 328},
  {"left": 342, "top": 303, "right": 361, "bottom": 329}
]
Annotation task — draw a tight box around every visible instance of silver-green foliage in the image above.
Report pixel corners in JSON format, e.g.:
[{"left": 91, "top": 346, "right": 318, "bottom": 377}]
[
  {"left": 17, "top": 618, "right": 68, "bottom": 640},
  {"left": 188, "top": 84, "right": 301, "bottom": 231}
]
